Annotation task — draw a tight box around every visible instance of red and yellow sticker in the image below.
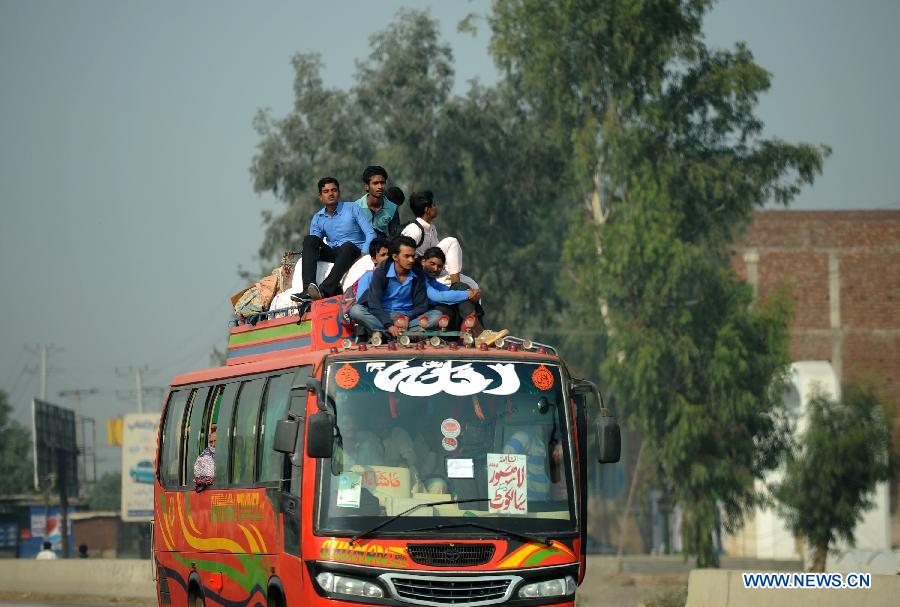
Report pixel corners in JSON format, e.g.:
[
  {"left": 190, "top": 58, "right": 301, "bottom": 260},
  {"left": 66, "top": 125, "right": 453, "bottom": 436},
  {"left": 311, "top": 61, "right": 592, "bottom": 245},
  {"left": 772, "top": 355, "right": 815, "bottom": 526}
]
[
  {"left": 531, "top": 365, "right": 555, "bottom": 391},
  {"left": 497, "top": 540, "right": 575, "bottom": 568},
  {"left": 335, "top": 363, "right": 360, "bottom": 389}
]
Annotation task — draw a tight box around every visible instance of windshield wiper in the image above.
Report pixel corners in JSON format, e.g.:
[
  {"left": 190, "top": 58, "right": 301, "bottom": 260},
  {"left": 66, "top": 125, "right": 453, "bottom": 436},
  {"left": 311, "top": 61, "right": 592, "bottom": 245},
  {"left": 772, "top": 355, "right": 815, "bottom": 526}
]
[
  {"left": 406, "top": 521, "right": 552, "bottom": 547},
  {"left": 349, "top": 498, "right": 488, "bottom": 545}
]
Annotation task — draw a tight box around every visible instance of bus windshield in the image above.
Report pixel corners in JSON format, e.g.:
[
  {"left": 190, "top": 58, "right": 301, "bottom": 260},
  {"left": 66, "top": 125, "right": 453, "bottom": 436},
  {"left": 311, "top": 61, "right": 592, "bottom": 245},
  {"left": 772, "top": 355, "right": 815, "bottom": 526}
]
[{"left": 315, "top": 358, "right": 575, "bottom": 537}]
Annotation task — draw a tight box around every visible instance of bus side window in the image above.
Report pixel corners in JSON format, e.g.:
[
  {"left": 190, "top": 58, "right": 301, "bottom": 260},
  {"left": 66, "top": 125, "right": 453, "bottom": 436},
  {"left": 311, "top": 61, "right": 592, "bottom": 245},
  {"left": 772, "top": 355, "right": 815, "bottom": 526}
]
[
  {"left": 159, "top": 390, "right": 190, "bottom": 488},
  {"left": 182, "top": 386, "right": 212, "bottom": 486},
  {"left": 231, "top": 378, "right": 265, "bottom": 486},
  {"left": 258, "top": 373, "right": 295, "bottom": 483},
  {"left": 211, "top": 383, "right": 239, "bottom": 489},
  {"left": 203, "top": 385, "right": 225, "bottom": 449}
]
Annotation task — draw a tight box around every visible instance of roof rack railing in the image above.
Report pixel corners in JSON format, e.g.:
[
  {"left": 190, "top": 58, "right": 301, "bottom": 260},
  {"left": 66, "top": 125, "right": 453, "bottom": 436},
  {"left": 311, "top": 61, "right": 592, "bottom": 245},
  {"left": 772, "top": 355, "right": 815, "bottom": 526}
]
[
  {"left": 230, "top": 304, "right": 305, "bottom": 328},
  {"left": 503, "top": 335, "right": 557, "bottom": 355}
]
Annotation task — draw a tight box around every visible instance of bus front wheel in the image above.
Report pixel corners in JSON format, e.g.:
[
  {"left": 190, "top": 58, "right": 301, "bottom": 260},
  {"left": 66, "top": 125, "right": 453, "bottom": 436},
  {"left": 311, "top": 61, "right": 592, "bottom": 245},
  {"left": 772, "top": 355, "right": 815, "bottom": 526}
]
[
  {"left": 189, "top": 584, "right": 205, "bottom": 607},
  {"left": 267, "top": 585, "right": 285, "bottom": 607}
]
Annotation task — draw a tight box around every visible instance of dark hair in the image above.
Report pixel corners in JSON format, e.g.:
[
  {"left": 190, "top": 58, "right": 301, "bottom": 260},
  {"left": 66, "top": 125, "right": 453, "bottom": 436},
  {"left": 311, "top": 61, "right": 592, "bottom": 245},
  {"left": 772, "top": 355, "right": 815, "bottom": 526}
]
[
  {"left": 391, "top": 235, "right": 418, "bottom": 255},
  {"left": 361, "top": 165, "right": 388, "bottom": 184},
  {"left": 317, "top": 177, "right": 339, "bottom": 193},
  {"left": 386, "top": 185, "right": 405, "bottom": 206},
  {"left": 409, "top": 190, "right": 435, "bottom": 218},
  {"left": 422, "top": 247, "right": 445, "bottom": 263},
  {"left": 369, "top": 237, "right": 390, "bottom": 258},
  {"left": 43, "top": 541, "right": 52, "bottom": 550}
]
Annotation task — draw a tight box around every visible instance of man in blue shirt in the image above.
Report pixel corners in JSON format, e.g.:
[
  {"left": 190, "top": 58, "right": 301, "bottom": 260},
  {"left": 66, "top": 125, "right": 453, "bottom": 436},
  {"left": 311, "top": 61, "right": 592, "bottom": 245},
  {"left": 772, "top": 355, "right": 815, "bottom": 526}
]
[
  {"left": 302, "top": 177, "right": 376, "bottom": 299},
  {"left": 351, "top": 236, "right": 441, "bottom": 337},
  {"left": 355, "top": 166, "right": 401, "bottom": 238},
  {"left": 420, "top": 246, "right": 479, "bottom": 309}
]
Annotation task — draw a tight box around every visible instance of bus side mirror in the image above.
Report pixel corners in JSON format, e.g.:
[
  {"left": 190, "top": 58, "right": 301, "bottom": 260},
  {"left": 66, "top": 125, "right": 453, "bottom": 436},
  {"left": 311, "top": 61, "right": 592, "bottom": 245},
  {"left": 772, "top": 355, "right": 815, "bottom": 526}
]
[
  {"left": 273, "top": 419, "right": 299, "bottom": 454},
  {"left": 596, "top": 415, "right": 621, "bottom": 463},
  {"left": 306, "top": 411, "right": 335, "bottom": 458}
]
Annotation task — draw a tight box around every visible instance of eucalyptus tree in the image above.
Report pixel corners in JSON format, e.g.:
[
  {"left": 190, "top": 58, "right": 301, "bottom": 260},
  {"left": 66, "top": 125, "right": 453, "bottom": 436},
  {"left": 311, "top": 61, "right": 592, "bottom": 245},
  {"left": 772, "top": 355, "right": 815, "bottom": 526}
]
[{"left": 490, "top": 0, "right": 827, "bottom": 566}]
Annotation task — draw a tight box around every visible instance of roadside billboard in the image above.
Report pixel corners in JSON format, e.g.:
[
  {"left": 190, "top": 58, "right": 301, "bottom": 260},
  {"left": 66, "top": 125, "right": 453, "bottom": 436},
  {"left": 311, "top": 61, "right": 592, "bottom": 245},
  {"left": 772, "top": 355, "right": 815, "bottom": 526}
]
[
  {"left": 121, "top": 413, "right": 159, "bottom": 521},
  {"left": 32, "top": 399, "right": 78, "bottom": 493}
]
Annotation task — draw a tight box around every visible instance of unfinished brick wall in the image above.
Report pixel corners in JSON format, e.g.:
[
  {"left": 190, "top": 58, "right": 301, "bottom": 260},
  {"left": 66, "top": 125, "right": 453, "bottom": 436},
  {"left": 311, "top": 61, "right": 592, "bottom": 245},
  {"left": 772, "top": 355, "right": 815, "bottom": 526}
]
[{"left": 734, "top": 210, "right": 900, "bottom": 547}]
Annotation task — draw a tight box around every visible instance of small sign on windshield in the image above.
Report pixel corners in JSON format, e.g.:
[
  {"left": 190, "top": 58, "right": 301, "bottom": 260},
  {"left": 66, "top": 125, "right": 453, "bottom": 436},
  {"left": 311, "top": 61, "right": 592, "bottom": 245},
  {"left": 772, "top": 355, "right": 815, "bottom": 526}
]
[{"left": 487, "top": 453, "right": 528, "bottom": 514}]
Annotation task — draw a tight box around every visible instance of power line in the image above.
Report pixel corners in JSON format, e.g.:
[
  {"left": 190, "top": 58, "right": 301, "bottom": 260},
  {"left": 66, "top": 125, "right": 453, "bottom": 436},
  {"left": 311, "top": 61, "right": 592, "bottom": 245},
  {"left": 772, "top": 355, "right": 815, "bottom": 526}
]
[{"left": 115, "top": 366, "right": 165, "bottom": 413}]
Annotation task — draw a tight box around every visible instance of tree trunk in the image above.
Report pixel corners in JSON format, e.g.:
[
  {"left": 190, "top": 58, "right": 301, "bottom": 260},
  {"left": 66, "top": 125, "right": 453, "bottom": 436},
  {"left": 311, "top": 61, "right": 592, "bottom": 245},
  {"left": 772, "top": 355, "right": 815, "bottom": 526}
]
[
  {"left": 810, "top": 544, "right": 828, "bottom": 572},
  {"left": 614, "top": 440, "right": 645, "bottom": 574},
  {"left": 683, "top": 496, "right": 720, "bottom": 568}
]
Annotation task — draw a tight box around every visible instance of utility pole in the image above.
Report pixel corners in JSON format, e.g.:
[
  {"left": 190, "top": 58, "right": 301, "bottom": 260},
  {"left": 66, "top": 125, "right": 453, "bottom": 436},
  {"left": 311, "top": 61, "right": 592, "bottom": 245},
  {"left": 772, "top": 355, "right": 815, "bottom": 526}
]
[
  {"left": 116, "top": 366, "right": 163, "bottom": 412},
  {"left": 58, "top": 388, "right": 99, "bottom": 491},
  {"left": 41, "top": 347, "right": 47, "bottom": 399},
  {"left": 25, "top": 344, "right": 63, "bottom": 400},
  {"left": 58, "top": 388, "right": 97, "bottom": 420}
]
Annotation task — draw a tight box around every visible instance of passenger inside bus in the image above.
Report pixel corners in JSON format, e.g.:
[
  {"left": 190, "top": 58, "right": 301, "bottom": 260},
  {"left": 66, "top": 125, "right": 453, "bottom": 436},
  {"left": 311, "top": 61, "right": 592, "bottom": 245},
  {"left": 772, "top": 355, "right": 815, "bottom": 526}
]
[{"left": 193, "top": 423, "right": 217, "bottom": 491}]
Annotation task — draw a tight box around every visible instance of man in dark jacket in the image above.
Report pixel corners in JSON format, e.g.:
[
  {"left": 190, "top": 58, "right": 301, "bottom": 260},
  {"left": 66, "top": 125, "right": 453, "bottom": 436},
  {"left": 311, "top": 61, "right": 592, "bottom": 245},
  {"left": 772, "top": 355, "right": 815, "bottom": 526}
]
[{"left": 351, "top": 236, "right": 441, "bottom": 337}]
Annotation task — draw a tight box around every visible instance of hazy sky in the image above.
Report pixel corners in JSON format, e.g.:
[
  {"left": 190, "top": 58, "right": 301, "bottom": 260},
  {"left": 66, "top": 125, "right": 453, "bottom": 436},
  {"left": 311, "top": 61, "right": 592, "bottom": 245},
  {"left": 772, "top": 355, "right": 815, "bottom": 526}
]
[{"left": 1, "top": 0, "right": 898, "bottom": 476}]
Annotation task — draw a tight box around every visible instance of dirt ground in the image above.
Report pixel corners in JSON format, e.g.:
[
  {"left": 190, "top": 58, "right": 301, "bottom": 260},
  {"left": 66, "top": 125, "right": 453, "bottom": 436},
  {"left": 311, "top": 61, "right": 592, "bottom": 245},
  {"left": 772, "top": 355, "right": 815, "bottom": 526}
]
[
  {"left": 577, "top": 555, "right": 803, "bottom": 607},
  {"left": 577, "top": 573, "right": 688, "bottom": 607}
]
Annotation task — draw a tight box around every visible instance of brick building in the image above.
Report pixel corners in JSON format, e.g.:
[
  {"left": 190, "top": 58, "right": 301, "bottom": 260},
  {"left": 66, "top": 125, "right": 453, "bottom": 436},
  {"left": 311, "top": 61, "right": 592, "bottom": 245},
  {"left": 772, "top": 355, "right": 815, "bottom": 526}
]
[{"left": 733, "top": 210, "right": 900, "bottom": 548}]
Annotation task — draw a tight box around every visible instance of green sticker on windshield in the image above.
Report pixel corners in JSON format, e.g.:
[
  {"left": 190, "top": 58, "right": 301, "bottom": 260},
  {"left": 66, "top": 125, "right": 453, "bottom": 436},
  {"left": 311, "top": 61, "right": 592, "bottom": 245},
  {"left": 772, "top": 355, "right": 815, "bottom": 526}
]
[{"left": 336, "top": 473, "right": 361, "bottom": 508}]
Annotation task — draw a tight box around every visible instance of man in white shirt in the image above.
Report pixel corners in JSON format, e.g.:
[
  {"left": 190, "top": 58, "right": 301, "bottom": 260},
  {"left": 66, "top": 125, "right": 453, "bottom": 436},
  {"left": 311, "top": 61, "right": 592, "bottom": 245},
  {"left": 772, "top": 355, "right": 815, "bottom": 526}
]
[
  {"left": 36, "top": 541, "right": 57, "bottom": 560},
  {"left": 341, "top": 237, "right": 390, "bottom": 292},
  {"left": 401, "top": 191, "right": 474, "bottom": 289}
]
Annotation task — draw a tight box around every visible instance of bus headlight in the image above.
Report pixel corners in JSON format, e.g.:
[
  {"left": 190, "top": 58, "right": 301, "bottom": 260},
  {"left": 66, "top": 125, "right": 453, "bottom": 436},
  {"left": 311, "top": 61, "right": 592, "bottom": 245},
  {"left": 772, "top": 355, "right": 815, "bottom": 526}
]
[
  {"left": 517, "top": 576, "right": 576, "bottom": 598},
  {"left": 316, "top": 572, "right": 384, "bottom": 598}
]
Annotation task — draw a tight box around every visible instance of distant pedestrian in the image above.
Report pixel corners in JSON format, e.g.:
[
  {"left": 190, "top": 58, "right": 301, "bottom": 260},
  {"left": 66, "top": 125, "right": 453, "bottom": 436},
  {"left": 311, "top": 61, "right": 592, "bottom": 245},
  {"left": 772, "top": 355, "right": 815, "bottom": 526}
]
[
  {"left": 78, "top": 543, "right": 89, "bottom": 558},
  {"left": 36, "top": 541, "right": 56, "bottom": 560}
]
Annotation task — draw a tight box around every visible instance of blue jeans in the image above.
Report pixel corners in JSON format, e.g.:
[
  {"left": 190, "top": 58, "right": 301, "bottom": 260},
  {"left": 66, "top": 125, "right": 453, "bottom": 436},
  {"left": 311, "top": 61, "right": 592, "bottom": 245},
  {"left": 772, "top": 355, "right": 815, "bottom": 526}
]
[{"left": 349, "top": 305, "right": 442, "bottom": 334}]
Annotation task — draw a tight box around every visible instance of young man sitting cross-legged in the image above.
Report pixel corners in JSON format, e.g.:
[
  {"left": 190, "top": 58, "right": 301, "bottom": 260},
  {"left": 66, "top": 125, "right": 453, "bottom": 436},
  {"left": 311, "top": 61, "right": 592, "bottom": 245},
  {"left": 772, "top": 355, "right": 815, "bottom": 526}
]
[{"left": 349, "top": 236, "right": 442, "bottom": 338}]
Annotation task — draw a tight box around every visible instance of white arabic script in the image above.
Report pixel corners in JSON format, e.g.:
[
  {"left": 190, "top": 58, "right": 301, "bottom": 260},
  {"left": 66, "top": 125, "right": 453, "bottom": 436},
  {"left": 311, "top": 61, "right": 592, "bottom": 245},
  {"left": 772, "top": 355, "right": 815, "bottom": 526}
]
[{"left": 368, "top": 361, "right": 520, "bottom": 396}]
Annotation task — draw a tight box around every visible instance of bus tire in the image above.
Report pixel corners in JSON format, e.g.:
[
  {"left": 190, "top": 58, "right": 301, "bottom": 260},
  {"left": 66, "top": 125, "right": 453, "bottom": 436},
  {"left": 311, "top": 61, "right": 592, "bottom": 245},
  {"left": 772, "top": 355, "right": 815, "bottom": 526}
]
[
  {"left": 267, "top": 579, "right": 286, "bottom": 607},
  {"left": 188, "top": 577, "right": 205, "bottom": 607}
]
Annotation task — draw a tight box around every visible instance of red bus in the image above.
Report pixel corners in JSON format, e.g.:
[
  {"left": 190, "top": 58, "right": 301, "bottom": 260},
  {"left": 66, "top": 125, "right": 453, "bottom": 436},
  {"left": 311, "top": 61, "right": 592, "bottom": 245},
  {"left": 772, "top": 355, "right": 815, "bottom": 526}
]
[{"left": 153, "top": 297, "right": 620, "bottom": 607}]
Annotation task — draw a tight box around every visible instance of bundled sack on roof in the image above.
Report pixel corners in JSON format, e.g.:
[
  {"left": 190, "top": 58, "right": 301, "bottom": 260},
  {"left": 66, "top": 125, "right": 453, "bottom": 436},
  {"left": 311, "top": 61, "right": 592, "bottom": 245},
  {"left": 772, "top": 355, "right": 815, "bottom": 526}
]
[{"left": 231, "top": 255, "right": 296, "bottom": 318}]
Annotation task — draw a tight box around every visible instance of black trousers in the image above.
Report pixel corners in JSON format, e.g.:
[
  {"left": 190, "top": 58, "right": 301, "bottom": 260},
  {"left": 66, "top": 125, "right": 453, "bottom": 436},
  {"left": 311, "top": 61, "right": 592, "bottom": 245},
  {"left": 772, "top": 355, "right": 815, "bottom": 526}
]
[
  {"left": 301, "top": 235, "right": 361, "bottom": 297},
  {"left": 435, "top": 282, "right": 484, "bottom": 330}
]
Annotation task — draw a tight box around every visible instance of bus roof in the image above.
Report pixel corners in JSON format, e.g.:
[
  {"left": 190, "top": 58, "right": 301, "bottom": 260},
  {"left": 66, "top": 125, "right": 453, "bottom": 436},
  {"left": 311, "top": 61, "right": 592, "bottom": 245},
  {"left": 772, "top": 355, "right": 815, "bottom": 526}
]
[{"left": 171, "top": 298, "right": 560, "bottom": 387}]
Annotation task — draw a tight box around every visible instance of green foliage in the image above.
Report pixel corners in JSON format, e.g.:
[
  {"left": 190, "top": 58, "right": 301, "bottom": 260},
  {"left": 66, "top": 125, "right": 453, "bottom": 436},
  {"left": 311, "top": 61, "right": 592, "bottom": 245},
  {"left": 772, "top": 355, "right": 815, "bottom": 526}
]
[
  {"left": 774, "top": 385, "right": 893, "bottom": 571},
  {"left": 491, "top": 0, "right": 827, "bottom": 566},
  {"left": 0, "top": 390, "right": 34, "bottom": 495},
  {"left": 251, "top": 52, "right": 375, "bottom": 261},
  {"left": 250, "top": 2, "right": 829, "bottom": 568},
  {"left": 86, "top": 471, "right": 121, "bottom": 511},
  {"left": 251, "top": 9, "right": 568, "bottom": 332}
]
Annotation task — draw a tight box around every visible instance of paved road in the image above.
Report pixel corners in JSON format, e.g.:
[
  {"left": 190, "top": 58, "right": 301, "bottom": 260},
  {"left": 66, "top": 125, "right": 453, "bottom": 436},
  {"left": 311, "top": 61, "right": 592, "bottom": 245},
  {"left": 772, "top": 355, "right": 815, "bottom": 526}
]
[{"left": 0, "top": 556, "right": 803, "bottom": 607}]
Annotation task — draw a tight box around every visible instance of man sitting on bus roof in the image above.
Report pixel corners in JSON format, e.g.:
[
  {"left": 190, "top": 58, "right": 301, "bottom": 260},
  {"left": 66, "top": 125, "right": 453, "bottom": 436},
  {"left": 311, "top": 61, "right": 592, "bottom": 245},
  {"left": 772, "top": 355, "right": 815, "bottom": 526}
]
[
  {"left": 402, "top": 190, "right": 474, "bottom": 289},
  {"left": 302, "top": 177, "right": 376, "bottom": 300},
  {"left": 350, "top": 235, "right": 441, "bottom": 337},
  {"left": 419, "top": 247, "right": 507, "bottom": 346},
  {"left": 355, "top": 165, "right": 402, "bottom": 238},
  {"left": 341, "top": 237, "right": 390, "bottom": 292}
]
